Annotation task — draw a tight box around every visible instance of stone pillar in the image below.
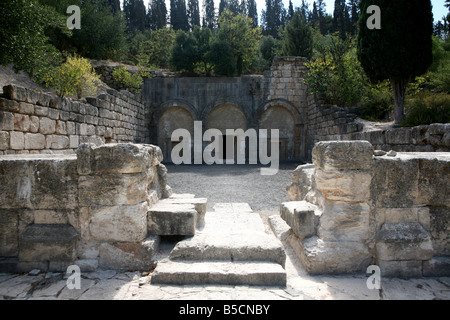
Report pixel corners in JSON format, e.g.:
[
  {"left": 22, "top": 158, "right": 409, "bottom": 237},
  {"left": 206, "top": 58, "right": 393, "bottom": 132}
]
[
  {"left": 76, "top": 143, "right": 163, "bottom": 270},
  {"left": 298, "top": 141, "right": 374, "bottom": 274}
]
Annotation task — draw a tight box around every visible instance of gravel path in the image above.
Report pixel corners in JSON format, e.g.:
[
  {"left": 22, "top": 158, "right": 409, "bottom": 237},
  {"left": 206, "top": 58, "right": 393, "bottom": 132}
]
[{"left": 165, "top": 162, "right": 301, "bottom": 214}]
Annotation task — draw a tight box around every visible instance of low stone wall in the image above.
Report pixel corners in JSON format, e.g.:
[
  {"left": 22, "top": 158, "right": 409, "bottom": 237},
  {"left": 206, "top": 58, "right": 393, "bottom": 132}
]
[
  {"left": 0, "top": 143, "right": 171, "bottom": 273},
  {"left": 0, "top": 85, "right": 149, "bottom": 155},
  {"left": 285, "top": 140, "right": 449, "bottom": 277}
]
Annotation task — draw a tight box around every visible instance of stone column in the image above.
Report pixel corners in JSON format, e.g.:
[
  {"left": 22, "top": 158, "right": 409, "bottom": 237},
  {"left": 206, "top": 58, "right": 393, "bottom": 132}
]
[{"left": 299, "top": 141, "right": 374, "bottom": 274}]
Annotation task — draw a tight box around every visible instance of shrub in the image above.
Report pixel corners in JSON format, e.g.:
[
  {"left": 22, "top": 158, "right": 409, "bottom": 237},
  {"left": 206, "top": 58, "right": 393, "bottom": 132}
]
[
  {"left": 44, "top": 55, "right": 101, "bottom": 98},
  {"left": 359, "top": 80, "right": 394, "bottom": 122},
  {"left": 401, "top": 93, "right": 450, "bottom": 127},
  {"left": 112, "top": 67, "right": 150, "bottom": 93}
]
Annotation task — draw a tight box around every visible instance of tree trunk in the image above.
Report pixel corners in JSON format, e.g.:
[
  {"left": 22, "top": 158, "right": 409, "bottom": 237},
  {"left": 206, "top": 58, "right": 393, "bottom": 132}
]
[{"left": 391, "top": 77, "right": 409, "bottom": 124}]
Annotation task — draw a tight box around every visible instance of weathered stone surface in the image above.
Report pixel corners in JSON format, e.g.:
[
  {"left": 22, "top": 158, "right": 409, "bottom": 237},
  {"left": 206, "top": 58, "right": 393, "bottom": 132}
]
[
  {"left": 157, "top": 197, "right": 207, "bottom": 227},
  {"left": 0, "top": 210, "right": 19, "bottom": 256},
  {"left": 89, "top": 201, "right": 148, "bottom": 242},
  {"left": 0, "top": 155, "right": 78, "bottom": 210},
  {"left": 19, "top": 224, "right": 78, "bottom": 262},
  {"left": 79, "top": 143, "right": 156, "bottom": 175},
  {"left": 312, "top": 140, "right": 373, "bottom": 171},
  {"left": 148, "top": 203, "right": 197, "bottom": 236},
  {"left": 422, "top": 256, "right": 450, "bottom": 276},
  {"left": 286, "top": 164, "right": 315, "bottom": 201},
  {"left": 78, "top": 173, "right": 151, "bottom": 206},
  {"left": 151, "top": 260, "right": 286, "bottom": 286},
  {"left": 314, "top": 169, "right": 371, "bottom": 202},
  {"left": 24, "top": 133, "right": 46, "bottom": 150},
  {"left": 280, "top": 201, "right": 318, "bottom": 240},
  {"left": 375, "top": 223, "right": 433, "bottom": 261},
  {"left": 429, "top": 206, "right": 450, "bottom": 256},
  {"left": 98, "top": 236, "right": 160, "bottom": 270},
  {"left": 318, "top": 200, "right": 370, "bottom": 242},
  {"left": 378, "top": 260, "right": 423, "bottom": 278},
  {"left": 294, "top": 235, "right": 372, "bottom": 274}
]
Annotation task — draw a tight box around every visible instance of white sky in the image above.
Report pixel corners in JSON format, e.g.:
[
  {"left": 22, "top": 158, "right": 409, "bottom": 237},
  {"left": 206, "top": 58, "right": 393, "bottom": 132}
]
[{"left": 121, "top": 0, "right": 448, "bottom": 23}]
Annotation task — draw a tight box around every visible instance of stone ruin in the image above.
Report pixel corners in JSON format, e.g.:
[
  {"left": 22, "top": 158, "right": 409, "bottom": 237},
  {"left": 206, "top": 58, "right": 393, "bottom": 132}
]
[
  {"left": 0, "top": 140, "right": 448, "bottom": 284},
  {"left": 0, "top": 143, "right": 206, "bottom": 273},
  {"left": 279, "top": 140, "right": 449, "bottom": 277}
]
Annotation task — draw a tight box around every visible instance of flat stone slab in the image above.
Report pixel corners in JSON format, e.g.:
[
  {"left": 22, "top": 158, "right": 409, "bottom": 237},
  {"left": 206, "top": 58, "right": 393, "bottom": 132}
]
[
  {"left": 148, "top": 203, "right": 198, "bottom": 236},
  {"left": 151, "top": 260, "right": 286, "bottom": 286},
  {"left": 151, "top": 203, "right": 287, "bottom": 286}
]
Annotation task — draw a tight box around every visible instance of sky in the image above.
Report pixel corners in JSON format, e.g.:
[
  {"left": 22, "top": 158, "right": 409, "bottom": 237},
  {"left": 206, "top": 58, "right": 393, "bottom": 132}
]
[{"left": 124, "top": 0, "right": 449, "bottom": 23}]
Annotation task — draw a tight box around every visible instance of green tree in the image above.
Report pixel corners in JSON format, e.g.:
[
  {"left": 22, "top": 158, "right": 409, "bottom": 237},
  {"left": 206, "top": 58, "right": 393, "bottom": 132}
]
[
  {"left": 262, "top": 0, "right": 285, "bottom": 38},
  {"left": 357, "top": 0, "right": 434, "bottom": 123},
  {"left": 149, "top": 0, "right": 168, "bottom": 30},
  {"left": 133, "top": 28, "right": 175, "bottom": 68},
  {"left": 247, "top": 0, "right": 259, "bottom": 27},
  {"left": 41, "top": 0, "right": 128, "bottom": 60},
  {"left": 217, "top": 10, "right": 262, "bottom": 75},
  {"left": 0, "top": 0, "right": 67, "bottom": 82},
  {"left": 124, "top": 0, "right": 147, "bottom": 33},
  {"left": 202, "top": 0, "right": 216, "bottom": 29},
  {"left": 207, "top": 36, "right": 235, "bottom": 75},
  {"left": 332, "top": 0, "right": 349, "bottom": 40},
  {"left": 188, "top": 0, "right": 201, "bottom": 30},
  {"left": 170, "top": 30, "right": 199, "bottom": 72},
  {"left": 171, "top": 0, "right": 189, "bottom": 30},
  {"left": 283, "top": 12, "right": 313, "bottom": 59},
  {"left": 260, "top": 35, "right": 282, "bottom": 68}
]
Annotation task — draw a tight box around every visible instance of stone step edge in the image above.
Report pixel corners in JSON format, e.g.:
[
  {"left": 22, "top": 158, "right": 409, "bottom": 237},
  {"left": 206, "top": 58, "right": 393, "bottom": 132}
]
[{"left": 150, "top": 260, "right": 287, "bottom": 286}]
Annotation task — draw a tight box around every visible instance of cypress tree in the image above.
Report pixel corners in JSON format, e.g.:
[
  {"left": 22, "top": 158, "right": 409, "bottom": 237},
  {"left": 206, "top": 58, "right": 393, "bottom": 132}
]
[
  {"left": 124, "top": 0, "right": 147, "bottom": 33},
  {"left": 202, "top": 0, "right": 216, "bottom": 29},
  {"left": 247, "top": 0, "right": 258, "bottom": 27},
  {"left": 149, "top": 0, "right": 168, "bottom": 29},
  {"left": 357, "top": 0, "right": 433, "bottom": 123},
  {"left": 188, "top": 0, "right": 201, "bottom": 30},
  {"left": 283, "top": 12, "right": 313, "bottom": 59}
]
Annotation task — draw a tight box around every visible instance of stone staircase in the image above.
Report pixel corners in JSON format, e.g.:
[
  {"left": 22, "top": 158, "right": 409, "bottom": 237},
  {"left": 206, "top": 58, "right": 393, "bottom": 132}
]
[{"left": 150, "top": 203, "right": 287, "bottom": 286}]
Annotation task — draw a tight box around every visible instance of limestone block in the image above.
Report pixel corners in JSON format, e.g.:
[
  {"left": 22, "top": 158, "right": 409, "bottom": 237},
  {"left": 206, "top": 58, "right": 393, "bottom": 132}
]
[
  {"left": 77, "top": 143, "right": 156, "bottom": 175},
  {"left": 371, "top": 157, "right": 419, "bottom": 208},
  {"left": 89, "top": 202, "right": 148, "bottom": 242},
  {"left": 10, "top": 131, "right": 24, "bottom": 150},
  {"left": 286, "top": 164, "right": 315, "bottom": 201},
  {"left": 0, "top": 111, "right": 14, "bottom": 130},
  {"left": 24, "top": 133, "right": 46, "bottom": 150},
  {"left": 14, "top": 114, "right": 30, "bottom": 131},
  {"left": 422, "top": 256, "right": 450, "bottom": 276},
  {"left": 19, "top": 102, "right": 34, "bottom": 115},
  {"left": 0, "top": 131, "right": 9, "bottom": 150},
  {"left": 148, "top": 203, "right": 198, "bottom": 236},
  {"left": 375, "top": 222, "right": 434, "bottom": 261},
  {"left": 294, "top": 235, "right": 372, "bottom": 274},
  {"left": 312, "top": 140, "right": 373, "bottom": 171},
  {"left": 0, "top": 155, "right": 78, "bottom": 210},
  {"left": 29, "top": 116, "right": 39, "bottom": 133},
  {"left": 39, "top": 117, "right": 56, "bottom": 135},
  {"left": 314, "top": 168, "right": 371, "bottom": 203},
  {"left": 417, "top": 157, "right": 450, "bottom": 207},
  {"left": 19, "top": 224, "right": 78, "bottom": 262},
  {"left": 378, "top": 260, "right": 422, "bottom": 278},
  {"left": 3, "top": 85, "right": 27, "bottom": 102},
  {"left": 0, "top": 210, "right": 19, "bottom": 256},
  {"left": 0, "top": 97, "right": 20, "bottom": 112},
  {"left": 78, "top": 172, "right": 151, "bottom": 206},
  {"left": 49, "top": 135, "right": 69, "bottom": 149},
  {"left": 280, "top": 201, "right": 319, "bottom": 240},
  {"left": 317, "top": 200, "right": 370, "bottom": 242},
  {"left": 98, "top": 236, "right": 160, "bottom": 270},
  {"left": 429, "top": 206, "right": 450, "bottom": 256}
]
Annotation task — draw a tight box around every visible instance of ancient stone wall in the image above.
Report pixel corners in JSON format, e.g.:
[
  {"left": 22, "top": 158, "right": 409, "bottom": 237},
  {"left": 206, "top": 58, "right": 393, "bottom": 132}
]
[
  {"left": 0, "top": 85, "right": 149, "bottom": 155},
  {"left": 0, "top": 143, "right": 173, "bottom": 273},
  {"left": 284, "top": 140, "right": 450, "bottom": 277}
]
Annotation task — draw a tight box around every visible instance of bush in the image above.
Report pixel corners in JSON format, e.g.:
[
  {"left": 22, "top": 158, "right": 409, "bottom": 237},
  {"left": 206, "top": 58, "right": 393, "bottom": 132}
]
[
  {"left": 44, "top": 55, "right": 101, "bottom": 98},
  {"left": 401, "top": 93, "right": 450, "bottom": 127},
  {"left": 359, "top": 81, "right": 394, "bottom": 122},
  {"left": 112, "top": 67, "right": 150, "bottom": 93}
]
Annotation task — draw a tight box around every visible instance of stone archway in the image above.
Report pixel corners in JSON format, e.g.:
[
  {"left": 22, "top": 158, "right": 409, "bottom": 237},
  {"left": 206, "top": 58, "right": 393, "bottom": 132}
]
[
  {"left": 206, "top": 104, "right": 247, "bottom": 162},
  {"left": 158, "top": 106, "right": 194, "bottom": 162},
  {"left": 259, "top": 105, "right": 295, "bottom": 161}
]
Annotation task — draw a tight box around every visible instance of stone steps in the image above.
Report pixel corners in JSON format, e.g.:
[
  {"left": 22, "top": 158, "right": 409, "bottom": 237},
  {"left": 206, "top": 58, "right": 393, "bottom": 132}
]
[
  {"left": 151, "top": 260, "right": 286, "bottom": 286},
  {"left": 151, "top": 203, "right": 287, "bottom": 286},
  {"left": 147, "top": 194, "right": 207, "bottom": 236}
]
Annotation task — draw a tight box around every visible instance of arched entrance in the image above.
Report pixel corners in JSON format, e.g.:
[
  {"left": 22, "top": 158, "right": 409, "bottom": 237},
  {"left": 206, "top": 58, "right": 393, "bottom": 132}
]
[
  {"left": 206, "top": 104, "right": 247, "bottom": 162},
  {"left": 259, "top": 105, "right": 295, "bottom": 161},
  {"left": 158, "top": 106, "right": 194, "bottom": 162}
]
